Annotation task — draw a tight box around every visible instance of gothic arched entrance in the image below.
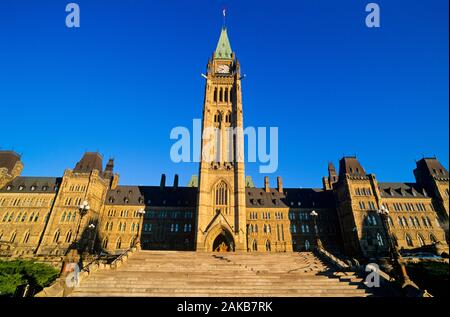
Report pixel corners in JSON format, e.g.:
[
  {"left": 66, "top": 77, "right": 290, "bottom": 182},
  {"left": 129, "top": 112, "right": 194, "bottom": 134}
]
[{"left": 212, "top": 229, "right": 235, "bottom": 252}]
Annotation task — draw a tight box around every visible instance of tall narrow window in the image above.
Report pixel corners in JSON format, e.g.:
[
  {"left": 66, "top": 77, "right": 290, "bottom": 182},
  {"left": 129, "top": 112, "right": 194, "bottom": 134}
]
[
  {"left": 214, "top": 181, "right": 228, "bottom": 207},
  {"left": 102, "top": 237, "right": 108, "bottom": 249},
  {"left": 23, "top": 231, "right": 30, "bottom": 244},
  {"left": 53, "top": 230, "right": 60, "bottom": 243},
  {"left": 405, "top": 234, "right": 414, "bottom": 247},
  {"left": 10, "top": 231, "right": 17, "bottom": 243},
  {"left": 376, "top": 233, "right": 384, "bottom": 246},
  {"left": 214, "top": 87, "right": 217, "bottom": 102},
  {"left": 65, "top": 230, "right": 72, "bottom": 243},
  {"left": 417, "top": 234, "right": 425, "bottom": 247}
]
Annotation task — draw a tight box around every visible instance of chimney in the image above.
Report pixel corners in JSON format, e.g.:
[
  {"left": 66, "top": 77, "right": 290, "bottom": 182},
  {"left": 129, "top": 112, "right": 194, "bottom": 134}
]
[
  {"left": 264, "top": 176, "right": 270, "bottom": 192},
  {"left": 173, "top": 174, "right": 179, "bottom": 189},
  {"left": 160, "top": 174, "right": 166, "bottom": 190},
  {"left": 277, "top": 176, "right": 283, "bottom": 193}
]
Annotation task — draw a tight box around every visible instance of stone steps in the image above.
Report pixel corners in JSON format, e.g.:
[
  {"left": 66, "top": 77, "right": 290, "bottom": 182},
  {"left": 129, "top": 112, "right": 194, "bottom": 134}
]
[{"left": 68, "top": 251, "right": 378, "bottom": 297}]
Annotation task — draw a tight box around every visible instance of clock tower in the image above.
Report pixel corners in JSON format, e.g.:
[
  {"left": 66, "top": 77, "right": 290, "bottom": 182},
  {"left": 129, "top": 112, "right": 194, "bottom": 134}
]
[{"left": 195, "top": 27, "right": 247, "bottom": 252}]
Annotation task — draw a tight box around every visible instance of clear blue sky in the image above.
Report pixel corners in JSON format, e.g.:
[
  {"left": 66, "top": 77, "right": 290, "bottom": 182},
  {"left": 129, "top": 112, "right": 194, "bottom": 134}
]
[{"left": 0, "top": 0, "right": 448, "bottom": 188}]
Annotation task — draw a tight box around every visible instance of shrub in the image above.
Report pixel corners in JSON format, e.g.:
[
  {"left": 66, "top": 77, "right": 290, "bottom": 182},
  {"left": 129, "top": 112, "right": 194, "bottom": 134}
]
[{"left": 0, "top": 260, "right": 59, "bottom": 297}]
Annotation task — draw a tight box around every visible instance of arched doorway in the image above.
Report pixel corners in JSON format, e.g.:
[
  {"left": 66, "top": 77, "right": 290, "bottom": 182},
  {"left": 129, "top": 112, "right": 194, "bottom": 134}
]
[{"left": 212, "top": 229, "right": 235, "bottom": 252}]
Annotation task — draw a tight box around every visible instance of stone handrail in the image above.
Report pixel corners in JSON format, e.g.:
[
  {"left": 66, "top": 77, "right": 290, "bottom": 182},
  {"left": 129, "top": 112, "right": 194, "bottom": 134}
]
[
  {"left": 35, "top": 246, "right": 139, "bottom": 297},
  {"left": 315, "top": 247, "right": 350, "bottom": 271}
]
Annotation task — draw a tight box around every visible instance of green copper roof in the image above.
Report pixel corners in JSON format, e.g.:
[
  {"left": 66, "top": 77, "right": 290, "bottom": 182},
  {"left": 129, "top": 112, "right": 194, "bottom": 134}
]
[{"left": 214, "top": 27, "right": 233, "bottom": 59}]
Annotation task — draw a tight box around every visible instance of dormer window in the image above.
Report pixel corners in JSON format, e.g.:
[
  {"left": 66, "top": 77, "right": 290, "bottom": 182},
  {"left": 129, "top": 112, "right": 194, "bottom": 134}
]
[
  {"left": 42, "top": 186, "right": 48, "bottom": 191},
  {"left": 147, "top": 199, "right": 151, "bottom": 204},
  {"left": 108, "top": 197, "right": 114, "bottom": 203},
  {"left": 30, "top": 186, "right": 36, "bottom": 191},
  {"left": 19, "top": 185, "right": 24, "bottom": 191},
  {"left": 297, "top": 202, "right": 301, "bottom": 206},
  {"left": 124, "top": 198, "right": 129, "bottom": 203},
  {"left": 6, "top": 185, "right": 11, "bottom": 191}
]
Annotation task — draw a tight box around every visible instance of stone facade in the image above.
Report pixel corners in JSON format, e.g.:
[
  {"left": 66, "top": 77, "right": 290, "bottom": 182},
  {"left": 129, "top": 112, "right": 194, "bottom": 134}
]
[{"left": 0, "top": 27, "right": 448, "bottom": 261}]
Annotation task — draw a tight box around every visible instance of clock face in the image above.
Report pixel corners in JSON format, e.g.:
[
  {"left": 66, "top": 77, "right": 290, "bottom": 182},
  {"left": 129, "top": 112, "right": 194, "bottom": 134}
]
[{"left": 217, "top": 64, "right": 230, "bottom": 74}]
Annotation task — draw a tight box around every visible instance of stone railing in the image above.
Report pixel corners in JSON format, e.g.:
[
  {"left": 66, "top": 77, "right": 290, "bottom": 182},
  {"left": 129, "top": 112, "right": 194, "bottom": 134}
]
[
  {"left": 35, "top": 246, "right": 139, "bottom": 297},
  {"left": 314, "top": 247, "right": 350, "bottom": 271}
]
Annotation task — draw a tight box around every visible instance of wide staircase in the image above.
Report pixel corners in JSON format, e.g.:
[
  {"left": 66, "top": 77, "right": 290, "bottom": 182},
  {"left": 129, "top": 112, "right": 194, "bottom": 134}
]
[{"left": 69, "top": 251, "right": 386, "bottom": 297}]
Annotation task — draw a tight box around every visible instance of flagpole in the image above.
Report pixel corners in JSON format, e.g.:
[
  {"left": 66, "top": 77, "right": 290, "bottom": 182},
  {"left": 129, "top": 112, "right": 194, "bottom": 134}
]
[{"left": 223, "top": 9, "right": 226, "bottom": 28}]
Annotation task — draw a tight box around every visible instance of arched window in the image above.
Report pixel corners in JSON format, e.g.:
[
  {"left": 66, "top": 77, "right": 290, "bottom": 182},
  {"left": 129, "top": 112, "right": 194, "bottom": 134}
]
[
  {"left": 53, "top": 230, "right": 60, "bottom": 243},
  {"left": 376, "top": 232, "right": 384, "bottom": 246},
  {"left": 403, "top": 217, "right": 409, "bottom": 228},
  {"left": 116, "top": 238, "right": 122, "bottom": 249},
  {"left": 398, "top": 217, "right": 403, "bottom": 227},
  {"left": 214, "top": 87, "right": 217, "bottom": 102},
  {"left": 252, "top": 240, "right": 257, "bottom": 251},
  {"left": 23, "top": 231, "right": 30, "bottom": 244},
  {"left": 65, "top": 230, "right": 72, "bottom": 243},
  {"left": 387, "top": 216, "right": 394, "bottom": 227},
  {"left": 422, "top": 217, "right": 428, "bottom": 228},
  {"left": 219, "top": 87, "right": 223, "bottom": 102},
  {"left": 10, "top": 231, "right": 17, "bottom": 243},
  {"left": 291, "top": 224, "right": 297, "bottom": 233},
  {"left": 430, "top": 234, "right": 438, "bottom": 244},
  {"left": 305, "top": 240, "right": 310, "bottom": 251},
  {"left": 417, "top": 234, "right": 425, "bottom": 247},
  {"left": 224, "top": 88, "right": 229, "bottom": 102},
  {"left": 105, "top": 222, "right": 109, "bottom": 231},
  {"left": 414, "top": 217, "right": 420, "bottom": 228},
  {"left": 265, "top": 240, "right": 271, "bottom": 251},
  {"left": 405, "top": 234, "right": 413, "bottom": 247},
  {"left": 102, "top": 237, "right": 108, "bottom": 249},
  {"left": 215, "top": 181, "right": 228, "bottom": 206}
]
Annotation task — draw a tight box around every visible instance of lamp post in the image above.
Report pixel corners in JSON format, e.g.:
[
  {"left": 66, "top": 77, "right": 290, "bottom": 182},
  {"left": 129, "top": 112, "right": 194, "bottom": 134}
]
[
  {"left": 136, "top": 209, "right": 145, "bottom": 249},
  {"left": 87, "top": 223, "right": 96, "bottom": 254},
  {"left": 377, "top": 205, "right": 413, "bottom": 287},
  {"left": 310, "top": 210, "right": 323, "bottom": 249},
  {"left": 74, "top": 201, "right": 90, "bottom": 251},
  {"left": 64, "top": 200, "right": 90, "bottom": 269}
]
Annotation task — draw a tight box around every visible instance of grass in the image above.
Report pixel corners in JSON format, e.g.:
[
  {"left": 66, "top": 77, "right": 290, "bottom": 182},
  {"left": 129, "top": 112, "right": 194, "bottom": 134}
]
[
  {"left": 406, "top": 261, "right": 449, "bottom": 297},
  {"left": 0, "top": 259, "right": 59, "bottom": 297}
]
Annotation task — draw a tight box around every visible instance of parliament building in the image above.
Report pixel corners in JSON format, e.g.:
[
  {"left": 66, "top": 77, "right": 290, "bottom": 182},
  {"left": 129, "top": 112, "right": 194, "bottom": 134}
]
[{"left": 0, "top": 27, "right": 448, "bottom": 264}]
